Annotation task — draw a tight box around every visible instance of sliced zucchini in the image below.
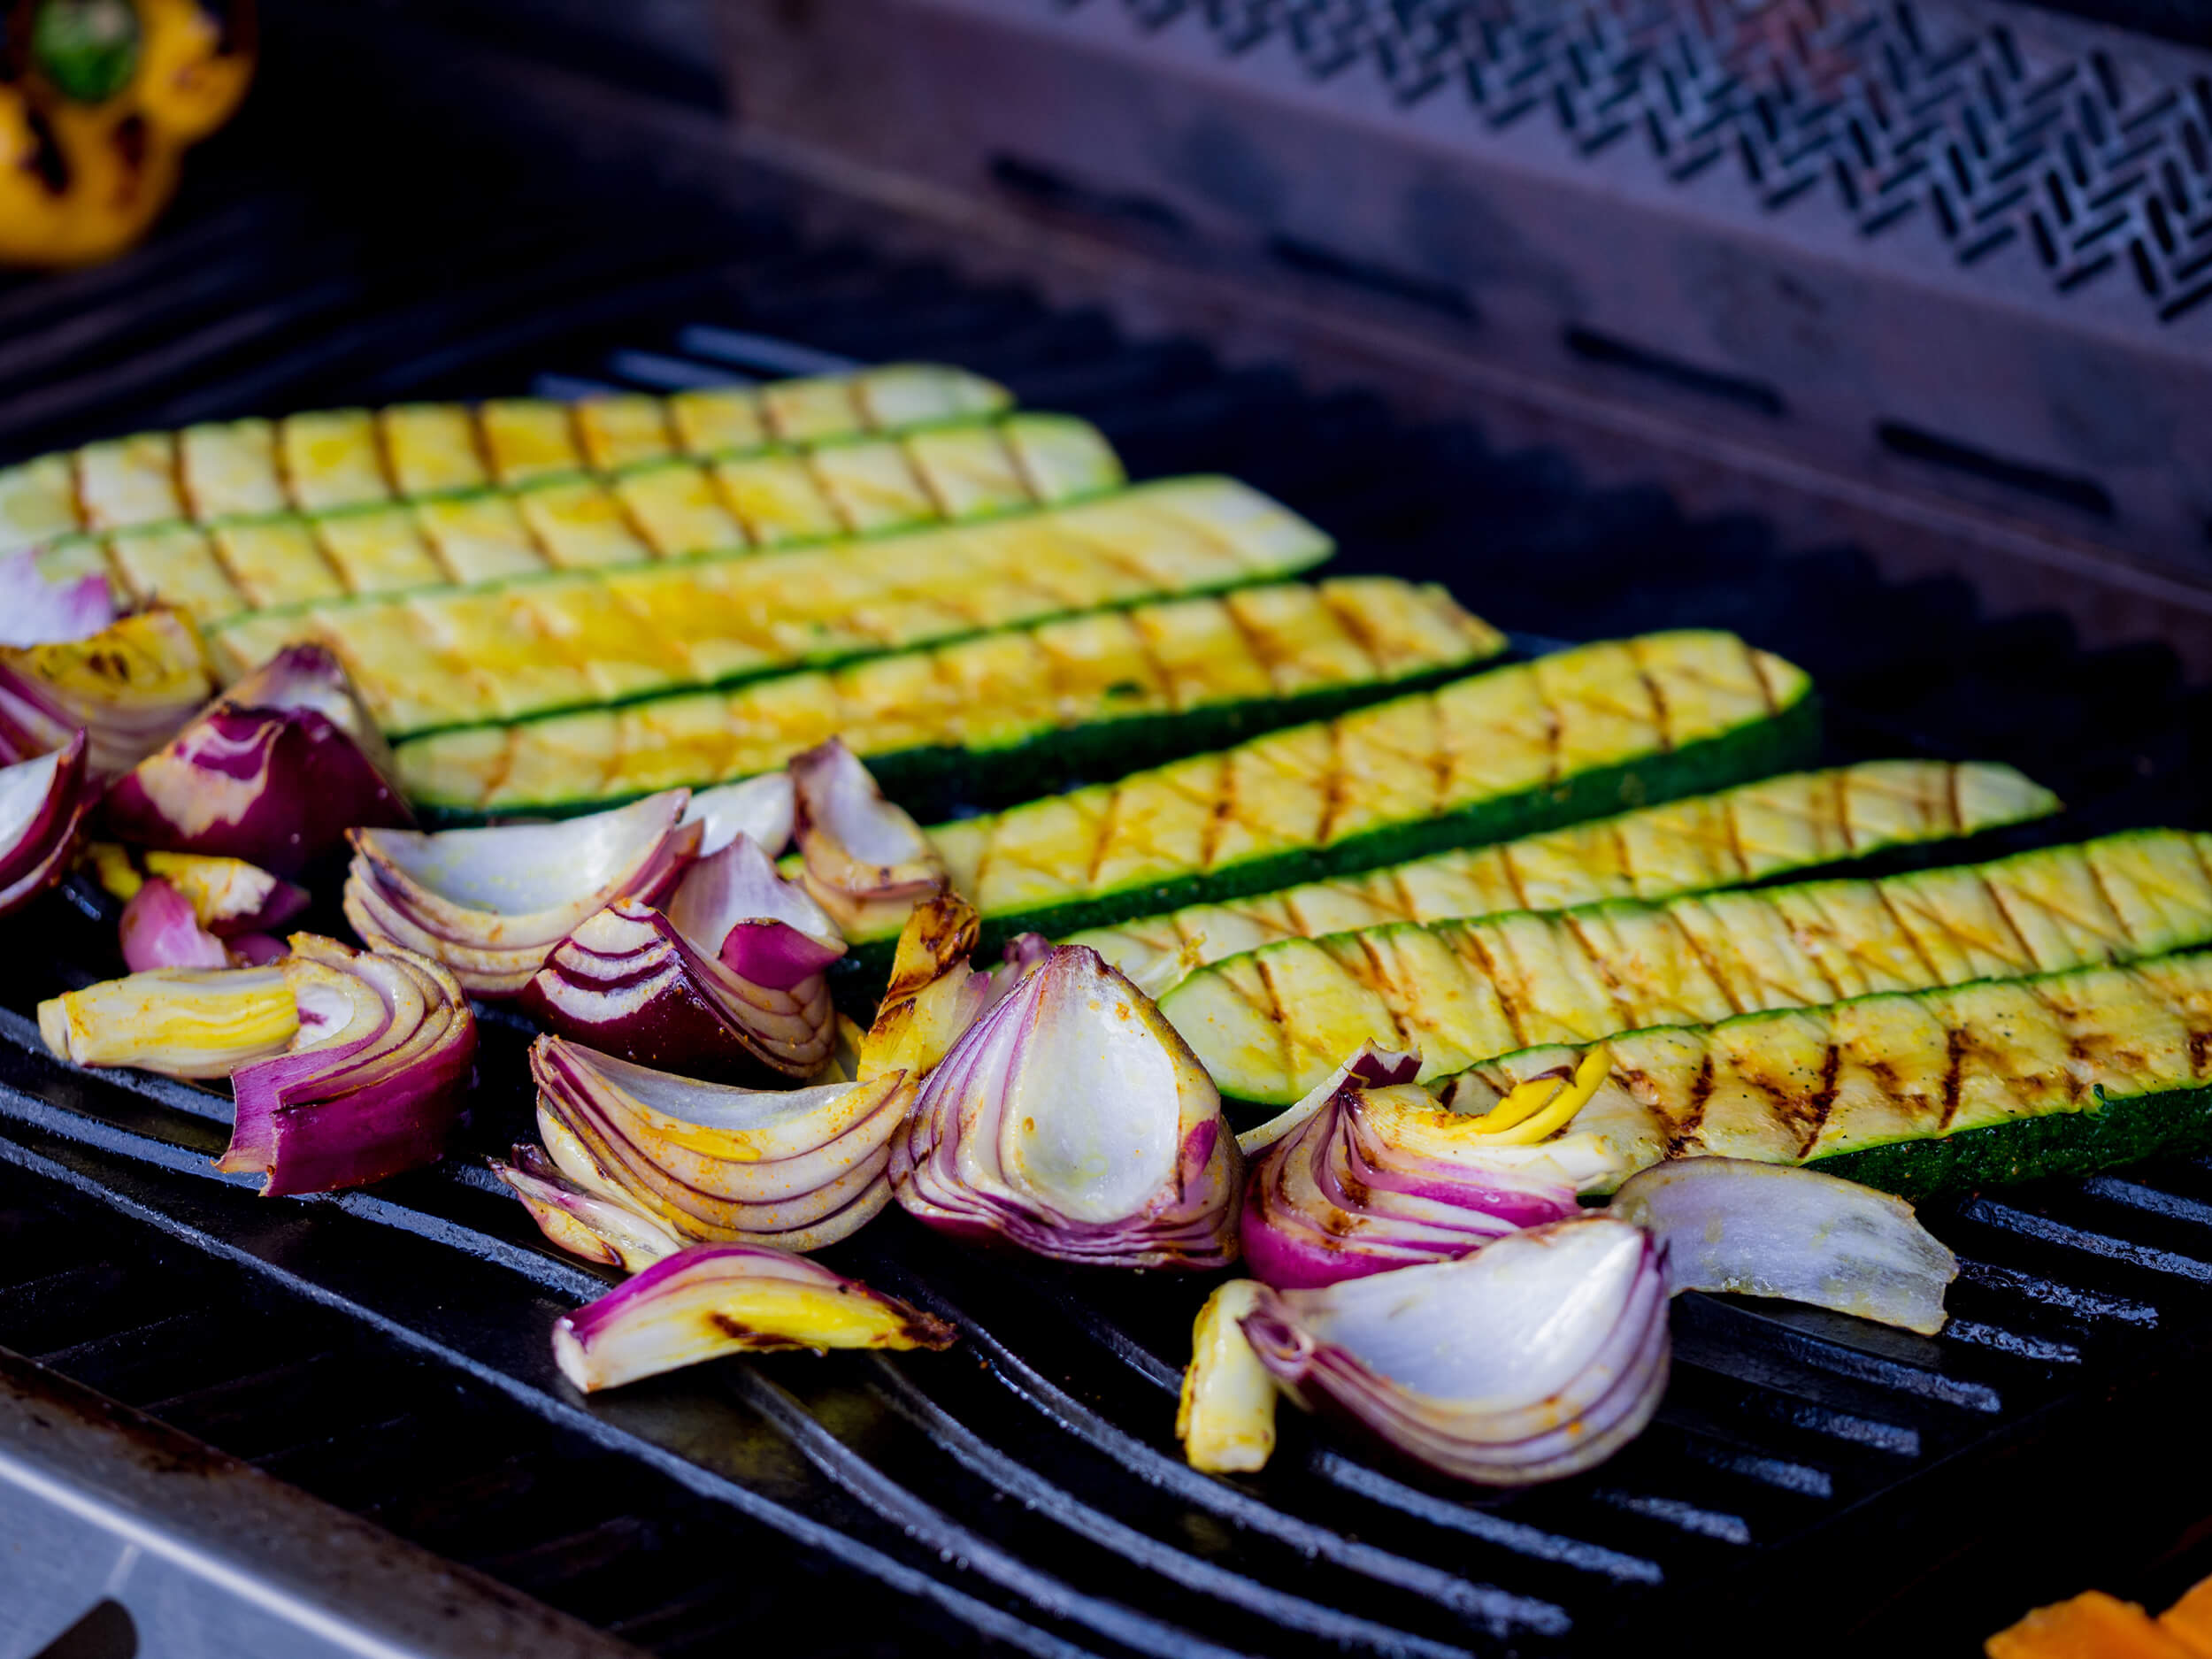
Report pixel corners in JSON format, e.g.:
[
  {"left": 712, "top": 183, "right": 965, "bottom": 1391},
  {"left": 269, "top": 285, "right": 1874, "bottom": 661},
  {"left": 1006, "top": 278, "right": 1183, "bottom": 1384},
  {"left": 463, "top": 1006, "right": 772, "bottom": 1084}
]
[
  {"left": 1070, "top": 760, "right": 2061, "bottom": 995},
  {"left": 1169, "top": 828, "right": 2212, "bottom": 1108},
  {"left": 819, "top": 631, "right": 1814, "bottom": 992},
  {"left": 0, "top": 364, "right": 1012, "bottom": 552},
  {"left": 47, "top": 412, "right": 1123, "bottom": 625},
  {"left": 395, "top": 577, "right": 1506, "bottom": 818},
  {"left": 207, "top": 476, "right": 1333, "bottom": 737},
  {"left": 1441, "top": 948, "right": 2212, "bottom": 1200}
]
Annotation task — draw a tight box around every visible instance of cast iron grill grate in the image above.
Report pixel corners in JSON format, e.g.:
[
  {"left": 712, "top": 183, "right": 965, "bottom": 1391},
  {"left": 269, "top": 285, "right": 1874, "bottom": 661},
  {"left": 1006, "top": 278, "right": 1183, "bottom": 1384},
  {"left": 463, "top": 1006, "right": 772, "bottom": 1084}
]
[{"left": 3, "top": 161, "right": 2212, "bottom": 1655}]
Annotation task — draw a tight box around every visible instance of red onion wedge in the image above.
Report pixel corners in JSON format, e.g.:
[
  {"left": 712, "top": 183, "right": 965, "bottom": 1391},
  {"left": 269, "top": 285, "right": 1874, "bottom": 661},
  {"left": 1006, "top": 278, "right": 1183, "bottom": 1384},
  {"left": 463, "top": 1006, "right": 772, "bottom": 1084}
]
[
  {"left": 492, "top": 1143, "right": 686, "bottom": 1273},
  {"left": 890, "top": 943, "right": 1242, "bottom": 1270},
  {"left": 0, "top": 549, "right": 116, "bottom": 647},
  {"left": 788, "top": 739, "right": 945, "bottom": 933},
  {"left": 0, "top": 609, "right": 213, "bottom": 780},
  {"left": 39, "top": 964, "right": 299, "bottom": 1078},
  {"left": 1241, "top": 1217, "right": 1669, "bottom": 1487},
  {"left": 103, "top": 644, "right": 411, "bottom": 877},
  {"left": 119, "top": 878, "right": 232, "bottom": 971},
  {"left": 1610, "top": 1157, "right": 1958, "bottom": 1335},
  {"left": 519, "top": 898, "right": 836, "bottom": 1082},
  {"left": 217, "top": 936, "right": 477, "bottom": 1196},
  {"left": 531, "top": 1035, "right": 910, "bottom": 1252},
  {"left": 0, "top": 732, "right": 90, "bottom": 918},
  {"left": 684, "top": 772, "right": 795, "bottom": 858},
  {"left": 1177, "top": 1280, "right": 1279, "bottom": 1474},
  {"left": 553, "top": 1243, "right": 956, "bottom": 1393},
  {"left": 1240, "top": 1045, "right": 1583, "bottom": 1289},
  {"left": 344, "top": 790, "right": 700, "bottom": 998}
]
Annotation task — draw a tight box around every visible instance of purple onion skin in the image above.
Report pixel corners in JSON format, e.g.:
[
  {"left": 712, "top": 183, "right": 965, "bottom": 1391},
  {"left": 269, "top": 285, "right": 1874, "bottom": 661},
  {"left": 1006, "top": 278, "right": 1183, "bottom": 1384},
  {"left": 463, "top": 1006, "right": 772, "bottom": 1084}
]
[
  {"left": 225, "top": 948, "right": 476, "bottom": 1198},
  {"left": 720, "top": 919, "right": 844, "bottom": 992},
  {"left": 104, "top": 706, "right": 413, "bottom": 878},
  {"left": 227, "top": 1051, "right": 472, "bottom": 1198},
  {"left": 227, "top": 933, "right": 289, "bottom": 966}
]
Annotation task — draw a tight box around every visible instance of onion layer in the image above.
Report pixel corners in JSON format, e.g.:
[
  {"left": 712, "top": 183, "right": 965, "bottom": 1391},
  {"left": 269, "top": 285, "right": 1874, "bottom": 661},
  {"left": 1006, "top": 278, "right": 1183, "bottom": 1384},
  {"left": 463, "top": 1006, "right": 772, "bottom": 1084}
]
[
  {"left": 1241, "top": 1217, "right": 1669, "bottom": 1487},
  {"left": 345, "top": 789, "right": 700, "bottom": 997},
  {"left": 218, "top": 936, "right": 477, "bottom": 1196},
  {"left": 859, "top": 894, "right": 1043, "bottom": 1084},
  {"left": 553, "top": 1243, "right": 956, "bottom": 1393},
  {"left": 104, "top": 644, "right": 411, "bottom": 877},
  {"left": 1177, "top": 1280, "right": 1278, "bottom": 1474},
  {"left": 492, "top": 1143, "right": 685, "bottom": 1272},
  {"left": 532, "top": 1035, "right": 909, "bottom": 1253},
  {"left": 120, "top": 878, "right": 232, "bottom": 971},
  {"left": 684, "top": 772, "right": 795, "bottom": 858},
  {"left": 1610, "top": 1157, "right": 1958, "bottom": 1334},
  {"left": 1240, "top": 1044, "right": 1583, "bottom": 1289},
  {"left": 39, "top": 964, "right": 299, "bottom": 1078},
  {"left": 0, "top": 548, "right": 115, "bottom": 648},
  {"left": 0, "top": 610, "right": 214, "bottom": 779},
  {"left": 139, "top": 850, "right": 310, "bottom": 937},
  {"left": 891, "top": 944, "right": 1242, "bottom": 1270},
  {"left": 789, "top": 739, "right": 944, "bottom": 932},
  {"left": 664, "top": 834, "right": 845, "bottom": 993},
  {"left": 519, "top": 899, "right": 835, "bottom": 1082},
  {"left": 0, "top": 732, "right": 90, "bottom": 918}
]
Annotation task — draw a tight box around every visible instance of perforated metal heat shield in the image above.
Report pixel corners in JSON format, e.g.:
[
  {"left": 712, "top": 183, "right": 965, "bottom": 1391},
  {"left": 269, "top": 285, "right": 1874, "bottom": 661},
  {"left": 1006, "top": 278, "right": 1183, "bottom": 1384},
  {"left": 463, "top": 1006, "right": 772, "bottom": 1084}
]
[
  {"left": 724, "top": 0, "right": 2212, "bottom": 660},
  {"left": 4, "top": 6, "right": 2212, "bottom": 1655}
]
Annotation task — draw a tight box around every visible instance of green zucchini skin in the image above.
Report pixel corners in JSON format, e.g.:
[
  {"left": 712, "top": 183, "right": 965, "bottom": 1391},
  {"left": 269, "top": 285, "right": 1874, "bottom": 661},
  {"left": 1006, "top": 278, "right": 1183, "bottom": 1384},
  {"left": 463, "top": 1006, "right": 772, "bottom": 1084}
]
[
  {"left": 1808, "top": 1083, "right": 2212, "bottom": 1201},
  {"left": 828, "top": 687, "right": 1822, "bottom": 1010},
  {"left": 411, "top": 655, "right": 1494, "bottom": 830}
]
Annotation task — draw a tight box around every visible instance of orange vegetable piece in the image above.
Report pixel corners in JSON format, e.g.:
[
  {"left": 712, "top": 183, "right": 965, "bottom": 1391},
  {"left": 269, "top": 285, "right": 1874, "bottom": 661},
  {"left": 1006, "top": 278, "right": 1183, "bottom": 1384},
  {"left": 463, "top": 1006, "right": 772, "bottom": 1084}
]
[
  {"left": 1987, "top": 1592, "right": 2201, "bottom": 1659},
  {"left": 2160, "top": 1576, "right": 2212, "bottom": 1657}
]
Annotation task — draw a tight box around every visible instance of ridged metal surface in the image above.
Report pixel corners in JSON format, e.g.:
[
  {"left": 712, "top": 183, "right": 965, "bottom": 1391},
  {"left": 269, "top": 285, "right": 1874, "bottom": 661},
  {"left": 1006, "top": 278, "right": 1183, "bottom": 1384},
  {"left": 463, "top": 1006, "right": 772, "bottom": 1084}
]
[{"left": 3, "top": 149, "right": 2212, "bottom": 1654}]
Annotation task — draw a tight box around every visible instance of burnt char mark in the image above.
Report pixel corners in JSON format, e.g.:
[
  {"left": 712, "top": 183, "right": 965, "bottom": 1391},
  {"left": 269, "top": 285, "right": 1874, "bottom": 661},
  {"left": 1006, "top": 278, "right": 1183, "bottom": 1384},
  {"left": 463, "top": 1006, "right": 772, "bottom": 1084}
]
[
  {"left": 1796, "top": 1043, "right": 1844, "bottom": 1158},
  {"left": 1663, "top": 1053, "right": 1717, "bottom": 1156},
  {"left": 1939, "top": 1026, "right": 1969, "bottom": 1131}
]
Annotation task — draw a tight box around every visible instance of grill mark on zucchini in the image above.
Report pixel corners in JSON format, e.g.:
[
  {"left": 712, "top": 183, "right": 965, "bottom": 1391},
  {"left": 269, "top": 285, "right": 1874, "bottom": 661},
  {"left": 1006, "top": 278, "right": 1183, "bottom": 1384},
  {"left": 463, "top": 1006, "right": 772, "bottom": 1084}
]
[
  {"left": 1171, "top": 829, "right": 2212, "bottom": 1107},
  {"left": 1442, "top": 950, "right": 2212, "bottom": 1199}
]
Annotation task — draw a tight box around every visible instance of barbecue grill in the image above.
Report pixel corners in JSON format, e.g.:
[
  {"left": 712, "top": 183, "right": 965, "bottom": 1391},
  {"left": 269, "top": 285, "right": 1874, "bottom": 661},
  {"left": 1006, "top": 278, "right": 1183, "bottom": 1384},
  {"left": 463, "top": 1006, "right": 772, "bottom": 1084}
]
[{"left": 5, "top": 1, "right": 2212, "bottom": 1654}]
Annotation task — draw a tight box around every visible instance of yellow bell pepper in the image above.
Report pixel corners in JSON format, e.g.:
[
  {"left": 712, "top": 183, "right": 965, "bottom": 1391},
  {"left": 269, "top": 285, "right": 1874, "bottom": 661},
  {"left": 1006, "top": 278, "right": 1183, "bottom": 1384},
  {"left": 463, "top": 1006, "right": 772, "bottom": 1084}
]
[{"left": 0, "top": 0, "right": 254, "bottom": 268}]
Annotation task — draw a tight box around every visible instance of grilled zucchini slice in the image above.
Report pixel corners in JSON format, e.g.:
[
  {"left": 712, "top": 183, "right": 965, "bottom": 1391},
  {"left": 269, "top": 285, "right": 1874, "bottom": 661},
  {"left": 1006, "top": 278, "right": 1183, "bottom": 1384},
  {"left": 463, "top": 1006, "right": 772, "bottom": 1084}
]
[
  {"left": 38, "top": 413, "right": 1123, "bottom": 626},
  {"left": 396, "top": 577, "right": 1505, "bottom": 820},
  {"left": 825, "top": 631, "right": 1816, "bottom": 987},
  {"left": 1169, "top": 828, "right": 2212, "bottom": 1107},
  {"left": 1070, "top": 759, "right": 2060, "bottom": 995},
  {"left": 205, "top": 476, "right": 1332, "bottom": 737},
  {"left": 1444, "top": 948, "right": 2212, "bottom": 1200},
  {"left": 0, "top": 364, "right": 1011, "bottom": 552}
]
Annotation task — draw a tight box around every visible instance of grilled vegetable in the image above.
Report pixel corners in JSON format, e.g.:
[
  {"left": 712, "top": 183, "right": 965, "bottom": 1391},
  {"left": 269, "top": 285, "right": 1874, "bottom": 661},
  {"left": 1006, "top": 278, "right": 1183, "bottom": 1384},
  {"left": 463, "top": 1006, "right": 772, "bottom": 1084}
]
[
  {"left": 1240, "top": 1217, "right": 1670, "bottom": 1486},
  {"left": 832, "top": 630, "right": 1814, "bottom": 987},
  {"left": 395, "top": 579, "right": 1505, "bottom": 821},
  {"left": 0, "top": 733, "right": 93, "bottom": 919},
  {"left": 0, "top": 608, "right": 213, "bottom": 778},
  {"left": 38, "top": 963, "right": 298, "bottom": 1077},
  {"left": 1439, "top": 947, "right": 2212, "bottom": 1199},
  {"left": 0, "top": 0, "right": 254, "bottom": 269},
  {"left": 0, "top": 365, "right": 1014, "bottom": 553},
  {"left": 1169, "top": 829, "right": 2212, "bottom": 1108},
  {"left": 1072, "top": 759, "right": 2057, "bottom": 997},
  {"left": 207, "top": 476, "right": 1331, "bottom": 738},
  {"left": 35, "top": 412, "right": 1120, "bottom": 626},
  {"left": 1177, "top": 1280, "right": 1279, "bottom": 1474},
  {"left": 552, "top": 1244, "right": 956, "bottom": 1394}
]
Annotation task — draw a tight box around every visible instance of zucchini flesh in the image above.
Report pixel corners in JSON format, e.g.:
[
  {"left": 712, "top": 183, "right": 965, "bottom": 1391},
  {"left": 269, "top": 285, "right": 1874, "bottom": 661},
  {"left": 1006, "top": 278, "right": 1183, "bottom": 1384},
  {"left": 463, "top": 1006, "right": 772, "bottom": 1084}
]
[
  {"left": 395, "top": 577, "right": 1505, "bottom": 819},
  {"left": 1169, "top": 827, "right": 2212, "bottom": 1108},
  {"left": 0, "top": 364, "right": 1010, "bottom": 553},
  {"left": 1442, "top": 949, "right": 2212, "bottom": 1201},
  {"left": 205, "top": 476, "right": 1332, "bottom": 738},
  {"left": 30, "top": 413, "right": 1120, "bottom": 629},
  {"left": 831, "top": 631, "right": 1815, "bottom": 980},
  {"left": 1069, "top": 760, "right": 2060, "bottom": 996}
]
